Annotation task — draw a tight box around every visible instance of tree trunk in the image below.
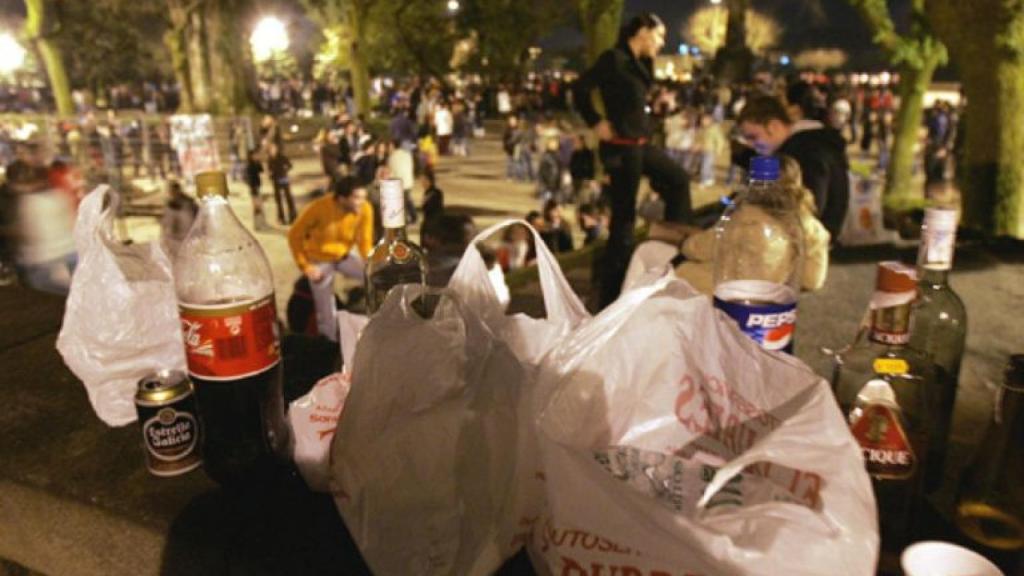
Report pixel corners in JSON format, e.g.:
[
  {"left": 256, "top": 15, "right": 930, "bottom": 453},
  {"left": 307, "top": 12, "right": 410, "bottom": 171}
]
[
  {"left": 186, "top": 8, "right": 213, "bottom": 112},
  {"left": 713, "top": 0, "right": 752, "bottom": 83},
  {"left": 35, "top": 38, "right": 73, "bottom": 116},
  {"left": 578, "top": 0, "right": 623, "bottom": 66},
  {"left": 164, "top": 28, "right": 193, "bottom": 112},
  {"left": 958, "top": 61, "right": 1024, "bottom": 237},
  {"left": 347, "top": 3, "right": 372, "bottom": 118},
  {"left": 884, "top": 55, "right": 940, "bottom": 200},
  {"left": 927, "top": 0, "right": 1024, "bottom": 238},
  {"left": 207, "top": 0, "right": 256, "bottom": 114},
  {"left": 23, "top": 0, "right": 73, "bottom": 116}
]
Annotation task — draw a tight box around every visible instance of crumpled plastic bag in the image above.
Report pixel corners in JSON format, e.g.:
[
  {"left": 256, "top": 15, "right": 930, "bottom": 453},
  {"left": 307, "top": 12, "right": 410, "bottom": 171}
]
[
  {"left": 289, "top": 310, "right": 366, "bottom": 492},
  {"left": 331, "top": 285, "right": 527, "bottom": 576},
  {"left": 56, "top": 186, "right": 186, "bottom": 426},
  {"left": 530, "top": 273, "right": 879, "bottom": 576},
  {"left": 448, "top": 219, "right": 590, "bottom": 555}
]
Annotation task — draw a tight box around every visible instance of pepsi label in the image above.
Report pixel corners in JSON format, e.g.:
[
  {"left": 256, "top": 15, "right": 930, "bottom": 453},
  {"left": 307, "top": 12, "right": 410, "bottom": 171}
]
[{"left": 713, "top": 297, "right": 797, "bottom": 353}]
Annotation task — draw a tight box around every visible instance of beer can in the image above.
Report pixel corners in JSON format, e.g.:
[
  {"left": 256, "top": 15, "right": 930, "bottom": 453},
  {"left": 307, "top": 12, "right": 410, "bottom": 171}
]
[{"left": 135, "top": 370, "right": 202, "bottom": 477}]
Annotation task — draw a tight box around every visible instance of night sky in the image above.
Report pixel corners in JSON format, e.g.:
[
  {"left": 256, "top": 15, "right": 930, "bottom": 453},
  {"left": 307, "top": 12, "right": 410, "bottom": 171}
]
[{"left": 544, "top": 0, "right": 925, "bottom": 73}]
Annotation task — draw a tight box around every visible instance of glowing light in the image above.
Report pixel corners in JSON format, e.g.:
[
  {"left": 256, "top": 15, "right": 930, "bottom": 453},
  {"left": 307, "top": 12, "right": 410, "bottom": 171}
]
[
  {"left": 0, "top": 33, "right": 27, "bottom": 75},
  {"left": 780, "top": 55, "right": 791, "bottom": 66},
  {"left": 678, "top": 43, "right": 689, "bottom": 55},
  {"left": 250, "top": 17, "right": 289, "bottom": 63},
  {"left": 447, "top": 0, "right": 460, "bottom": 12}
]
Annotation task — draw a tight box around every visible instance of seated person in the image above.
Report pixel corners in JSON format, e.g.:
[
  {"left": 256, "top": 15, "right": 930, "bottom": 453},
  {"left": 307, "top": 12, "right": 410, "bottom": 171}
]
[
  {"left": 674, "top": 155, "right": 830, "bottom": 294},
  {"left": 288, "top": 176, "right": 374, "bottom": 341},
  {"left": 539, "top": 199, "right": 574, "bottom": 254}
]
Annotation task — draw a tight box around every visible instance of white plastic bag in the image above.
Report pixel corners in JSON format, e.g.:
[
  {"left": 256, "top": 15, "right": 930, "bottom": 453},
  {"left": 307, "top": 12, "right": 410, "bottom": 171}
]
[
  {"left": 448, "top": 219, "right": 589, "bottom": 554},
  {"left": 56, "top": 186, "right": 186, "bottom": 427},
  {"left": 531, "top": 274, "right": 879, "bottom": 576},
  {"left": 839, "top": 172, "right": 900, "bottom": 246},
  {"left": 331, "top": 286, "right": 527, "bottom": 576},
  {"left": 289, "top": 310, "right": 366, "bottom": 492}
]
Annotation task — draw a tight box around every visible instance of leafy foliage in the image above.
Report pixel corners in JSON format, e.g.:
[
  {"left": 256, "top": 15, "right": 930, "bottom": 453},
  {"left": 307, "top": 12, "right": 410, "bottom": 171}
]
[
  {"left": 53, "top": 0, "right": 169, "bottom": 87},
  {"left": 683, "top": 6, "right": 780, "bottom": 57}
]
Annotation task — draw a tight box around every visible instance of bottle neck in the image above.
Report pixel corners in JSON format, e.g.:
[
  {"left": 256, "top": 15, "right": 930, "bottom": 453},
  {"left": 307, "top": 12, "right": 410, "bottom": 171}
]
[
  {"left": 869, "top": 303, "right": 912, "bottom": 346},
  {"left": 744, "top": 178, "right": 794, "bottom": 211},
  {"left": 382, "top": 226, "right": 407, "bottom": 241},
  {"left": 918, "top": 265, "right": 950, "bottom": 287}
]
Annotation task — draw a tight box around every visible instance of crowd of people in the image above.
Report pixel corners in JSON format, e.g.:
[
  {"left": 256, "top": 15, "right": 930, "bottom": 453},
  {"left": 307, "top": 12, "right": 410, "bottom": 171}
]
[{"left": 0, "top": 21, "right": 967, "bottom": 312}]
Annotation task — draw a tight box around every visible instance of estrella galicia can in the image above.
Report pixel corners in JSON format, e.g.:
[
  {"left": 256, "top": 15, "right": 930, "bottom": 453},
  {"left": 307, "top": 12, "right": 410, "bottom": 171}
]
[{"left": 135, "top": 370, "right": 202, "bottom": 477}]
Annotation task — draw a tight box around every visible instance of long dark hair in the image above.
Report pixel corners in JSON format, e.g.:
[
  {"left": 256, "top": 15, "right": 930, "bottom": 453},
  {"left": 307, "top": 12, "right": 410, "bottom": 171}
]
[{"left": 618, "top": 13, "right": 664, "bottom": 45}]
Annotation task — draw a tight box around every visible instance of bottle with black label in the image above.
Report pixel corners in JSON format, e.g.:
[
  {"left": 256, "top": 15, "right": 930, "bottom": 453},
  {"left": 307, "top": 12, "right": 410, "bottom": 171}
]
[
  {"left": 832, "top": 261, "right": 941, "bottom": 554},
  {"left": 955, "top": 354, "right": 1024, "bottom": 552},
  {"left": 910, "top": 207, "right": 967, "bottom": 492}
]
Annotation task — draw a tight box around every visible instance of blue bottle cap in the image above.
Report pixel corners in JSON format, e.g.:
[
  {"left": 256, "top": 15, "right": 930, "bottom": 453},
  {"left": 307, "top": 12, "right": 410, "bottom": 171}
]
[{"left": 749, "top": 156, "right": 779, "bottom": 181}]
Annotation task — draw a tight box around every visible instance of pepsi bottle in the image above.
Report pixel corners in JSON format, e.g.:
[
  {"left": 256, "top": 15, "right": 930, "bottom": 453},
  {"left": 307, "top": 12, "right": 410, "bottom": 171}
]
[{"left": 713, "top": 156, "right": 804, "bottom": 353}]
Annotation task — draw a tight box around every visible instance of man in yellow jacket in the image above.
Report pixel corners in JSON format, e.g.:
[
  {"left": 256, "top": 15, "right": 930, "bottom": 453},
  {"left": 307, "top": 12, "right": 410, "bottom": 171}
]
[{"left": 288, "top": 175, "right": 374, "bottom": 340}]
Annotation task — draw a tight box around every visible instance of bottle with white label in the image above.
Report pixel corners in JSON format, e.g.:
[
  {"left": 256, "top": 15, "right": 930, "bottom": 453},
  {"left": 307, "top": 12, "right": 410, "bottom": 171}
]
[
  {"left": 174, "top": 170, "right": 289, "bottom": 487},
  {"left": 713, "top": 155, "right": 803, "bottom": 353},
  {"left": 833, "top": 261, "right": 940, "bottom": 557},
  {"left": 910, "top": 207, "right": 966, "bottom": 493},
  {"left": 365, "top": 178, "right": 427, "bottom": 314}
]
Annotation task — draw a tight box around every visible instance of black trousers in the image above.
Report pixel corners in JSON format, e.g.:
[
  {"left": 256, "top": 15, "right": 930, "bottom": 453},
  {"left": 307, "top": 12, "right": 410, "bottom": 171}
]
[{"left": 598, "top": 142, "right": 692, "bottom": 308}]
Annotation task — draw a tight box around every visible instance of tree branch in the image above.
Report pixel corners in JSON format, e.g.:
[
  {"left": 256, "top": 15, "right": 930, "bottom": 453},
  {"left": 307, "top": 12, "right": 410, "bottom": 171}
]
[{"left": 848, "top": 0, "right": 901, "bottom": 56}]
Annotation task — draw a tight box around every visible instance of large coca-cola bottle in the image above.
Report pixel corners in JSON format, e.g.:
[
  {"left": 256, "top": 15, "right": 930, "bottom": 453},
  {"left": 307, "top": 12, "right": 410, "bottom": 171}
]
[{"left": 174, "top": 170, "right": 289, "bottom": 486}]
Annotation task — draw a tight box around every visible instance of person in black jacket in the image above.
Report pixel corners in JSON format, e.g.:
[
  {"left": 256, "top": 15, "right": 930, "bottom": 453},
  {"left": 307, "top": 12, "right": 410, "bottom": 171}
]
[
  {"left": 573, "top": 13, "right": 692, "bottom": 308},
  {"left": 733, "top": 94, "right": 849, "bottom": 241},
  {"left": 569, "top": 134, "right": 595, "bottom": 202}
]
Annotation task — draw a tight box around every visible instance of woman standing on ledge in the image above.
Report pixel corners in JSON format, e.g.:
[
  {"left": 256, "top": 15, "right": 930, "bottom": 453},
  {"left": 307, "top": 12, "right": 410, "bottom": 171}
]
[{"left": 573, "top": 12, "right": 693, "bottom": 308}]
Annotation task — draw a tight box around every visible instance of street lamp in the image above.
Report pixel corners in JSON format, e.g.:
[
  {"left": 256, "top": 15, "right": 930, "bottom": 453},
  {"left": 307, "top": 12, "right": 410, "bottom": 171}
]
[
  {"left": 0, "top": 33, "right": 27, "bottom": 76},
  {"left": 447, "top": 0, "right": 460, "bottom": 13},
  {"left": 710, "top": 0, "right": 723, "bottom": 5},
  {"left": 250, "top": 16, "right": 289, "bottom": 63}
]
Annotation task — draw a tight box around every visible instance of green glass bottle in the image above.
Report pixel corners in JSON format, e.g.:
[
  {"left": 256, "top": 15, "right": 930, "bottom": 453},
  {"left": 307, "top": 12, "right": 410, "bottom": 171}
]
[
  {"left": 955, "top": 354, "right": 1024, "bottom": 551},
  {"left": 910, "top": 207, "right": 967, "bottom": 493},
  {"left": 833, "top": 262, "right": 941, "bottom": 554}
]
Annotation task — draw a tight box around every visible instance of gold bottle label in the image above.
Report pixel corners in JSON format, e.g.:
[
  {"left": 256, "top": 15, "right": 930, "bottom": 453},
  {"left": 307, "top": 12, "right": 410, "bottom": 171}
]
[{"left": 873, "top": 358, "right": 909, "bottom": 376}]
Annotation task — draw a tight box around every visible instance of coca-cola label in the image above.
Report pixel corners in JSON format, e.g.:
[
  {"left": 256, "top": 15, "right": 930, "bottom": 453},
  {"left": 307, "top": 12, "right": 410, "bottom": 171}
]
[
  {"left": 713, "top": 297, "right": 797, "bottom": 353},
  {"left": 850, "top": 403, "right": 916, "bottom": 479},
  {"left": 143, "top": 407, "right": 199, "bottom": 462},
  {"left": 180, "top": 295, "right": 280, "bottom": 380}
]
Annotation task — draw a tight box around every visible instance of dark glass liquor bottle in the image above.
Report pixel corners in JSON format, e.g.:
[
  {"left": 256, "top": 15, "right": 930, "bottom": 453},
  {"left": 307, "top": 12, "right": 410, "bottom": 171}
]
[
  {"left": 910, "top": 207, "right": 967, "bottom": 492},
  {"left": 955, "top": 354, "right": 1024, "bottom": 551},
  {"left": 365, "top": 178, "right": 426, "bottom": 314},
  {"left": 833, "top": 261, "right": 941, "bottom": 554}
]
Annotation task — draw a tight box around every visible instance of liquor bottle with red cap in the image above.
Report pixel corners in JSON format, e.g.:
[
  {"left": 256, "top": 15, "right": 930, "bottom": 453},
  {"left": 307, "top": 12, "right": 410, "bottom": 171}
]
[
  {"left": 832, "top": 261, "right": 941, "bottom": 554},
  {"left": 174, "top": 170, "right": 289, "bottom": 487}
]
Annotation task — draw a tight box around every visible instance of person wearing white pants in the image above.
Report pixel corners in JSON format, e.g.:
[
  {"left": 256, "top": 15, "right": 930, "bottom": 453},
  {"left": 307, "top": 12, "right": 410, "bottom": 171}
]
[{"left": 309, "top": 252, "right": 365, "bottom": 341}]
